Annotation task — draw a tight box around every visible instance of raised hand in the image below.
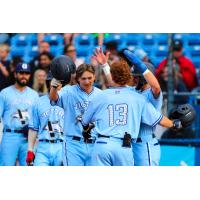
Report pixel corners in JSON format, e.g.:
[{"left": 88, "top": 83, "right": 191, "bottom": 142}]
[{"left": 92, "top": 46, "right": 110, "bottom": 65}]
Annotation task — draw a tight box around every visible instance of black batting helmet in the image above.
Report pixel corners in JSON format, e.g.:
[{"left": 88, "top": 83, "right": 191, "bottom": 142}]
[
  {"left": 50, "top": 55, "right": 76, "bottom": 84},
  {"left": 169, "top": 104, "right": 196, "bottom": 127}
]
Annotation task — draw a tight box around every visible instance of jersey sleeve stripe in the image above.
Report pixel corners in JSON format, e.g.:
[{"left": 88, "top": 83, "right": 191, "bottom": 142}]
[{"left": 152, "top": 114, "right": 163, "bottom": 127}]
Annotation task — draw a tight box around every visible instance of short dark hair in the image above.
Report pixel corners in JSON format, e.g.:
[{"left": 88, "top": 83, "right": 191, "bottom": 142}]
[
  {"left": 64, "top": 44, "right": 74, "bottom": 54},
  {"left": 75, "top": 64, "right": 95, "bottom": 82},
  {"left": 39, "top": 52, "right": 53, "bottom": 60},
  {"left": 105, "top": 41, "right": 118, "bottom": 51}
]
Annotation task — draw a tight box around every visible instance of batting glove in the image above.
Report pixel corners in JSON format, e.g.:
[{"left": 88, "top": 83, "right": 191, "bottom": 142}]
[
  {"left": 51, "top": 78, "right": 62, "bottom": 88},
  {"left": 26, "top": 151, "right": 35, "bottom": 166},
  {"left": 123, "top": 49, "right": 149, "bottom": 75},
  {"left": 173, "top": 119, "right": 183, "bottom": 131}
]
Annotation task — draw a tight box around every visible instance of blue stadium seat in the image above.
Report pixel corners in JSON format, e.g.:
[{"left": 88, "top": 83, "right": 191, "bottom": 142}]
[
  {"left": 28, "top": 45, "right": 39, "bottom": 58},
  {"left": 29, "top": 34, "right": 38, "bottom": 45},
  {"left": 154, "top": 45, "right": 168, "bottom": 57},
  {"left": 156, "top": 34, "right": 168, "bottom": 45},
  {"left": 188, "top": 34, "right": 200, "bottom": 45},
  {"left": 124, "top": 33, "right": 141, "bottom": 46},
  {"left": 74, "top": 34, "right": 94, "bottom": 46},
  {"left": 50, "top": 45, "right": 64, "bottom": 57},
  {"left": 74, "top": 34, "right": 94, "bottom": 57},
  {"left": 190, "top": 45, "right": 200, "bottom": 57},
  {"left": 141, "top": 34, "right": 156, "bottom": 45},
  {"left": 76, "top": 45, "right": 92, "bottom": 57},
  {"left": 191, "top": 57, "right": 200, "bottom": 68},
  {"left": 43, "top": 34, "right": 63, "bottom": 46},
  {"left": 105, "top": 33, "right": 126, "bottom": 46},
  {"left": 11, "top": 34, "right": 29, "bottom": 47},
  {"left": 10, "top": 45, "right": 26, "bottom": 57}
]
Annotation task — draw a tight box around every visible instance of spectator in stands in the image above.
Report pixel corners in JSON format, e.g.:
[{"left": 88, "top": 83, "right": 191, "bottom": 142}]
[
  {"left": 32, "top": 69, "right": 48, "bottom": 96},
  {"left": 157, "top": 65, "right": 189, "bottom": 104},
  {"left": 63, "top": 33, "right": 80, "bottom": 45},
  {"left": 64, "top": 44, "right": 84, "bottom": 68},
  {"left": 29, "top": 41, "right": 51, "bottom": 71},
  {"left": 37, "top": 52, "right": 53, "bottom": 73},
  {"left": 0, "top": 34, "right": 9, "bottom": 44},
  {"left": 156, "top": 39, "right": 198, "bottom": 91},
  {"left": 105, "top": 41, "right": 119, "bottom": 64},
  {"left": 0, "top": 44, "right": 10, "bottom": 91}
]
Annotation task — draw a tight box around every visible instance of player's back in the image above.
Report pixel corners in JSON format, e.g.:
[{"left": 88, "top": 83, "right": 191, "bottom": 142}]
[{"left": 86, "top": 86, "right": 147, "bottom": 139}]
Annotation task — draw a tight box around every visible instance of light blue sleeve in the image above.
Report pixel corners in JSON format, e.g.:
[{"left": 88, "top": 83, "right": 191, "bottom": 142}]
[
  {"left": 0, "top": 92, "right": 5, "bottom": 118},
  {"left": 148, "top": 90, "right": 163, "bottom": 110},
  {"left": 51, "top": 89, "right": 68, "bottom": 108},
  {"left": 29, "top": 103, "right": 39, "bottom": 133},
  {"left": 82, "top": 97, "right": 99, "bottom": 126},
  {"left": 141, "top": 101, "right": 163, "bottom": 127}
]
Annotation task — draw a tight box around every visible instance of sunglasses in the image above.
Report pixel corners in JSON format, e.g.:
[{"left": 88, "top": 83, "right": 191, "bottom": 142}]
[{"left": 67, "top": 49, "right": 76, "bottom": 53}]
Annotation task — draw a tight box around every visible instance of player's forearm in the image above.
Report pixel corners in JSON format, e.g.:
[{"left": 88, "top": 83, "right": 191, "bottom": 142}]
[
  {"left": 49, "top": 87, "right": 59, "bottom": 101},
  {"left": 101, "top": 63, "right": 114, "bottom": 87},
  {"left": 28, "top": 129, "right": 37, "bottom": 151},
  {"left": 143, "top": 71, "right": 161, "bottom": 96},
  {"left": 159, "top": 116, "right": 173, "bottom": 128}
]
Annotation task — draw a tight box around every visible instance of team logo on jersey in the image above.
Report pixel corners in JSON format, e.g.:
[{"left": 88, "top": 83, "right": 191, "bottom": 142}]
[
  {"left": 12, "top": 109, "right": 30, "bottom": 125},
  {"left": 44, "top": 121, "right": 63, "bottom": 133}
]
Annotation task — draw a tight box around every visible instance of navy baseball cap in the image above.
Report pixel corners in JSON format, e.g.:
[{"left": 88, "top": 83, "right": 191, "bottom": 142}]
[
  {"left": 172, "top": 39, "right": 183, "bottom": 51},
  {"left": 16, "top": 63, "right": 31, "bottom": 73}
]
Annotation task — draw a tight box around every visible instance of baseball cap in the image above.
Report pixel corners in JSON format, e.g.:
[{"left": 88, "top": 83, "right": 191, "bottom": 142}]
[
  {"left": 134, "top": 48, "right": 147, "bottom": 60},
  {"left": 16, "top": 63, "right": 31, "bottom": 73},
  {"left": 172, "top": 39, "right": 183, "bottom": 51}
]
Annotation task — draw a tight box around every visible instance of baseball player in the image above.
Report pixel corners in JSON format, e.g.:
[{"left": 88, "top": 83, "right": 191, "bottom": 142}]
[
  {"left": 26, "top": 73, "right": 64, "bottom": 166},
  {"left": 81, "top": 60, "right": 182, "bottom": 166},
  {"left": 121, "top": 49, "right": 162, "bottom": 165},
  {"left": 0, "top": 63, "right": 39, "bottom": 166},
  {"left": 50, "top": 63, "right": 102, "bottom": 166}
]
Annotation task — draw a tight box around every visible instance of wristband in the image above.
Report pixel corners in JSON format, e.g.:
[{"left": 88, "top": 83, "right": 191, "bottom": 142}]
[
  {"left": 143, "top": 69, "right": 150, "bottom": 75},
  {"left": 101, "top": 63, "right": 111, "bottom": 76}
]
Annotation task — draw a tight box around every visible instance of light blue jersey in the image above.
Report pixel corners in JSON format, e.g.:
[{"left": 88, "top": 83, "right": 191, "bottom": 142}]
[
  {"left": 0, "top": 85, "right": 38, "bottom": 166},
  {"left": 133, "top": 88, "right": 163, "bottom": 166},
  {"left": 29, "top": 94, "right": 64, "bottom": 166},
  {"left": 52, "top": 84, "right": 102, "bottom": 166},
  {"left": 54, "top": 84, "right": 102, "bottom": 137},
  {"left": 30, "top": 94, "right": 64, "bottom": 140},
  {"left": 138, "top": 88, "right": 163, "bottom": 138},
  {"left": 82, "top": 86, "right": 163, "bottom": 166},
  {"left": 82, "top": 86, "right": 162, "bottom": 139}
]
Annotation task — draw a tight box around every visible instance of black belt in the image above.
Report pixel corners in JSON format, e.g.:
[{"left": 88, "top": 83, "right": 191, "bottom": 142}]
[
  {"left": 72, "top": 136, "right": 95, "bottom": 144},
  {"left": 39, "top": 139, "right": 63, "bottom": 143},
  {"left": 98, "top": 134, "right": 126, "bottom": 140},
  {"left": 98, "top": 134, "right": 110, "bottom": 138},
  {"left": 4, "top": 129, "right": 27, "bottom": 134},
  {"left": 136, "top": 134, "right": 156, "bottom": 143}
]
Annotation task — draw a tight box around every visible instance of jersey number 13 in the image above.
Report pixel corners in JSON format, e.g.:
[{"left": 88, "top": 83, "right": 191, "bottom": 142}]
[{"left": 107, "top": 104, "right": 128, "bottom": 126}]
